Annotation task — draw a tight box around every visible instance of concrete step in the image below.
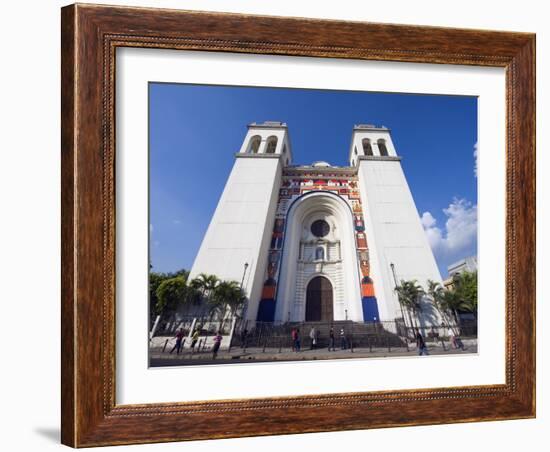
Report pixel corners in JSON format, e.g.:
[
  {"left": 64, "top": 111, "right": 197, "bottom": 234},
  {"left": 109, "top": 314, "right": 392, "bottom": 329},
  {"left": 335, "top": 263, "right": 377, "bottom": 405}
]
[{"left": 237, "top": 321, "right": 407, "bottom": 349}]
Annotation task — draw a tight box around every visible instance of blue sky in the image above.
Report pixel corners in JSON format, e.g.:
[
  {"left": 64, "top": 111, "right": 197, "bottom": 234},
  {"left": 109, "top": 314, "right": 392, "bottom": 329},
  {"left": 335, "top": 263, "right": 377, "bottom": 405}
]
[{"left": 149, "top": 83, "right": 478, "bottom": 278}]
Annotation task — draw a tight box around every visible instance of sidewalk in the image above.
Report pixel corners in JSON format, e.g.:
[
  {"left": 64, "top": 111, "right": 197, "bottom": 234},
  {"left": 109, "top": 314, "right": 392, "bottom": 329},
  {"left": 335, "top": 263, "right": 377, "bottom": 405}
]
[{"left": 149, "top": 340, "right": 477, "bottom": 367}]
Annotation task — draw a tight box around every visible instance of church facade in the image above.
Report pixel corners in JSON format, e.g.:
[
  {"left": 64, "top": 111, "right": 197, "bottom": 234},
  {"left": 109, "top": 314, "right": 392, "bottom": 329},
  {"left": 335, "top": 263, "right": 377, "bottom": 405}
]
[{"left": 189, "top": 122, "right": 443, "bottom": 325}]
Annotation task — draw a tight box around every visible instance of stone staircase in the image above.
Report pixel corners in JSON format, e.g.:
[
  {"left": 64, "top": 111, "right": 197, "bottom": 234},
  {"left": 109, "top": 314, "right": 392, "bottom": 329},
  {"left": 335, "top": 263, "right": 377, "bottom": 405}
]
[{"left": 237, "top": 320, "right": 407, "bottom": 349}]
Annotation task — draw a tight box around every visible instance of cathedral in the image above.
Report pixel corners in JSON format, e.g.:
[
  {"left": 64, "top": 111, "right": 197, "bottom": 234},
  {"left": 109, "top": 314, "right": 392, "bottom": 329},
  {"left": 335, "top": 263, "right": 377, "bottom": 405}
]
[{"left": 189, "top": 122, "right": 443, "bottom": 326}]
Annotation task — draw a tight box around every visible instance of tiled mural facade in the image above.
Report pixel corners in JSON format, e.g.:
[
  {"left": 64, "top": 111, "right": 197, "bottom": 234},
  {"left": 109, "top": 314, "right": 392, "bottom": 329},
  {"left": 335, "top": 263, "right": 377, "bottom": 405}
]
[{"left": 257, "top": 168, "right": 380, "bottom": 322}]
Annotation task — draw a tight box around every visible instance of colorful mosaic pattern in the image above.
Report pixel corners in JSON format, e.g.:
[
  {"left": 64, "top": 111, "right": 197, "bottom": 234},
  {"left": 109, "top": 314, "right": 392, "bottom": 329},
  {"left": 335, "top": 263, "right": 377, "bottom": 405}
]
[{"left": 256, "top": 170, "right": 380, "bottom": 322}]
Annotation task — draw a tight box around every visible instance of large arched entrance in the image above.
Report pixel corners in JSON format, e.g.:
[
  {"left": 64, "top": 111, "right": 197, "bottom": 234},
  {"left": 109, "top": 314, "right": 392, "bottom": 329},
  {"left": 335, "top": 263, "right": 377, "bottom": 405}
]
[
  {"left": 305, "top": 276, "right": 334, "bottom": 321},
  {"left": 274, "top": 191, "right": 363, "bottom": 322}
]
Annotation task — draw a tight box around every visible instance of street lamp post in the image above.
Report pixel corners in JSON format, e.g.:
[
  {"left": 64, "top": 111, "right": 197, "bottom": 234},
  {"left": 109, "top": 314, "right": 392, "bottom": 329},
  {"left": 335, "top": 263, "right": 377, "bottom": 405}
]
[
  {"left": 240, "top": 262, "right": 249, "bottom": 290},
  {"left": 391, "top": 262, "right": 409, "bottom": 332},
  {"left": 239, "top": 262, "right": 249, "bottom": 322}
]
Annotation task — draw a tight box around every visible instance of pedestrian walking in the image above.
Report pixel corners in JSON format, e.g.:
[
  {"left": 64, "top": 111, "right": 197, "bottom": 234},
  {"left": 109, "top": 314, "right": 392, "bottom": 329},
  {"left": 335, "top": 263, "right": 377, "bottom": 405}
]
[
  {"left": 340, "top": 328, "right": 347, "bottom": 350},
  {"left": 415, "top": 329, "right": 429, "bottom": 356},
  {"left": 446, "top": 325, "right": 458, "bottom": 349},
  {"left": 329, "top": 327, "right": 335, "bottom": 351},
  {"left": 291, "top": 328, "right": 297, "bottom": 352},
  {"left": 455, "top": 336, "right": 465, "bottom": 350},
  {"left": 295, "top": 328, "right": 301, "bottom": 352},
  {"left": 190, "top": 328, "right": 200, "bottom": 351},
  {"left": 169, "top": 328, "right": 185, "bottom": 354},
  {"left": 211, "top": 331, "right": 222, "bottom": 359},
  {"left": 240, "top": 328, "right": 248, "bottom": 348},
  {"left": 309, "top": 326, "right": 317, "bottom": 350}
]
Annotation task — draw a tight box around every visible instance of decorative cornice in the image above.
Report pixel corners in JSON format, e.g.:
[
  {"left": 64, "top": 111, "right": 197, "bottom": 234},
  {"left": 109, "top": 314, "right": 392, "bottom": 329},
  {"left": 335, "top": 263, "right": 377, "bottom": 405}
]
[
  {"left": 353, "top": 124, "right": 391, "bottom": 132},
  {"left": 284, "top": 165, "right": 356, "bottom": 175},
  {"left": 248, "top": 121, "right": 288, "bottom": 129},
  {"left": 357, "top": 155, "right": 402, "bottom": 162},
  {"left": 235, "top": 153, "right": 283, "bottom": 159}
]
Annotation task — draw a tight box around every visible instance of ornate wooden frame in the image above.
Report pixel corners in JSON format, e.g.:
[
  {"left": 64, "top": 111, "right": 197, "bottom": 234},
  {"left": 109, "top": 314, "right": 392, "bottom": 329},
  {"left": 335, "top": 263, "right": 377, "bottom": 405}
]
[{"left": 61, "top": 3, "right": 536, "bottom": 447}]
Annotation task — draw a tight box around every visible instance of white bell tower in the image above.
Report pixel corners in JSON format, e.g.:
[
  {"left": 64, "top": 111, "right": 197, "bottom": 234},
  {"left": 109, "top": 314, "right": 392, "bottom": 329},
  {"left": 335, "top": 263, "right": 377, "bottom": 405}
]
[
  {"left": 189, "top": 122, "right": 292, "bottom": 320},
  {"left": 350, "top": 124, "right": 443, "bottom": 326}
]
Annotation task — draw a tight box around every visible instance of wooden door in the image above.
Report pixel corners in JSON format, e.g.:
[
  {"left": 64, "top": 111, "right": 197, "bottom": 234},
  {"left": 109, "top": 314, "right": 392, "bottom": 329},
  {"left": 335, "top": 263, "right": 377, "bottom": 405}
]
[{"left": 305, "top": 276, "right": 333, "bottom": 321}]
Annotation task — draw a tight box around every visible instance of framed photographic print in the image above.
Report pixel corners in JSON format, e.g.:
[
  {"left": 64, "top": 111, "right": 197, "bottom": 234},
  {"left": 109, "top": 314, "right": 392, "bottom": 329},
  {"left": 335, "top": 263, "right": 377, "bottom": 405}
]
[{"left": 61, "top": 3, "right": 535, "bottom": 447}]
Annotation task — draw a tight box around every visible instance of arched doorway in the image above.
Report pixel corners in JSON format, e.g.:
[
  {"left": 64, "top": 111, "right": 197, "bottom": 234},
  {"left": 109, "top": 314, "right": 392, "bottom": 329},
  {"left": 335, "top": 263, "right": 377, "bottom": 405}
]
[
  {"left": 305, "top": 276, "right": 334, "bottom": 321},
  {"left": 274, "top": 191, "right": 363, "bottom": 323}
]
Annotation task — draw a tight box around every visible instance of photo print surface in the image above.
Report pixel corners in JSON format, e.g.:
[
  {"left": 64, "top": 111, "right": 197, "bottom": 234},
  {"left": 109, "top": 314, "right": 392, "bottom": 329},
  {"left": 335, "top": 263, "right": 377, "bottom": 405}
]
[{"left": 147, "top": 83, "right": 478, "bottom": 367}]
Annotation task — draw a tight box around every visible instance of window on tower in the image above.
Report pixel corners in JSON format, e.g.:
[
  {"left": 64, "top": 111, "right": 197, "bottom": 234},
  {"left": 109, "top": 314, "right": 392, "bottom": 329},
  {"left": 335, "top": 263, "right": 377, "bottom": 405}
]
[
  {"left": 248, "top": 135, "right": 261, "bottom": 153},
  {"left": 266, "top": 136, "right": 278, "bottom": 154},
  {"left": 378, "top": 139, "right": 389, "bottom": 156},
  {"left": 362, "top": 138, "right": 373, "bottom": 156}
]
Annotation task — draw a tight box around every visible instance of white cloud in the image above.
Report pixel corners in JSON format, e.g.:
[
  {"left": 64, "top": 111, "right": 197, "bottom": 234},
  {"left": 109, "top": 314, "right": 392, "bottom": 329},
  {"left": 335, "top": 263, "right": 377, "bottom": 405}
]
[
  {"left": 421, "top": 198, "right": 477, "bottom": 263},
  {"left": 421, "top": 211, "right": 437, "bottom": 229},
  {"left": 473, "top": 141, "right": 478, "bottom": 178},
  {"left": 172, "top": 219, "right": 182, "bottom": 225}
]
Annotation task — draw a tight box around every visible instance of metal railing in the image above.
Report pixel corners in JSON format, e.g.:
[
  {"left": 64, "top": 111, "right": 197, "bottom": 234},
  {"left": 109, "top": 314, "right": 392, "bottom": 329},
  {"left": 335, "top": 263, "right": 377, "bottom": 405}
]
[
  {"left": 151, "top": 315, "right": 235, "bottom": 337},
  {"left": 150, "top": 316, "right": 477, "bottom": 358}
]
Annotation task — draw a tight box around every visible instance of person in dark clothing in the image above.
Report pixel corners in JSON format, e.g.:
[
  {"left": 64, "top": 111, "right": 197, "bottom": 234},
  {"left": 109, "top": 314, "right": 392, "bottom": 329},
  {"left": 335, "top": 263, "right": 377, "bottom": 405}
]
[
  {"left": 415, "top": 329, "right": 429, "bottom": 356},
  {"left": 340, "top": 328, "right": 347, "bottom": 350},
  {"left": 240, "top": 328, "right": 248, "bottom": 348},
  {"left": 170, "top": 328, "right": 185, "bottom": 355},
  {"left": 329, "top": 327, "right": 335, "bottom": 351},
  {"left": 291, "top": 328, "right": 297, "bottom": 352},
  {"left": 295, "top": 328, "right": 301, "bottom": 352},
  {"left": 211, "top": 332, "right": 223, "bottom": 359}
]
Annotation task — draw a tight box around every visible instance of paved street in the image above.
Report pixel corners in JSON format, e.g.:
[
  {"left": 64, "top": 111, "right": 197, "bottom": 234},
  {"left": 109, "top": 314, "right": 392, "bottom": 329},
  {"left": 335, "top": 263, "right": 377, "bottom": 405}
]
[{"left": 149, "top": 341, "right": 477, "bottom": 367}]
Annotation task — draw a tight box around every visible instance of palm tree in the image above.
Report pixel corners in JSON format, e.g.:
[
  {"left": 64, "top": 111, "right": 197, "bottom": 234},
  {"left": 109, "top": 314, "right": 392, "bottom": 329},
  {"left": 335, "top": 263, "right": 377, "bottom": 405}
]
[
  {"left": 189, "top": 273, "right": 221, "bottom": 326},
  {"left": 426, "top": 279, "right": 453, "bottom": 328},
  {"left": 440, "top": 290, "right": 462, "bottom": 325},
  {"left": 223, "top": 281, "right": 247, "bottom": 317},
  {"left": 452, "top": 271, "right": 478, "bottom": 317},
  {"left": 438, "top": 271, "right": 478, "bottom": 329},
  {"left": 189, "top": 273, "right": 220, "bottom": 306},
  {"left": 394, "top": 279, "right": 425, "bottom": 328},
  {"left": 210, "top": 281, "right": 247, "bottom": 328}
]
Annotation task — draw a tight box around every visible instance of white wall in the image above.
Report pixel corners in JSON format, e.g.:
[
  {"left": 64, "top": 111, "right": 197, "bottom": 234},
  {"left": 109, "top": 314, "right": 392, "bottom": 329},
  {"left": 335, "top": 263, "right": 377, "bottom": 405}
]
[
  {"left": 358, "top": 159, "right": 443, "bottom": 324},
  {"left": 2, "top": 1, "right": 546, "bottom": 452},
  {"left": 189, "top": 155, "right": 282, "bottom": 320}
]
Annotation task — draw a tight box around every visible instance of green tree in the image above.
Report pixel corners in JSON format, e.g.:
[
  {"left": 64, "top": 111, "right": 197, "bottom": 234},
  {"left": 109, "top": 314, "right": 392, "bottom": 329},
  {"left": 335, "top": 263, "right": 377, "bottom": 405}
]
[
  {"left": 426, "top": 279, "right": 452, "bottom": 327},
  {"left": 149, "top": 269, "right": 190, "bottom": 318},
  {"left": 149, "top": 272, "right": 166, "bottom": 319},
  {"left": 189, "top": 273, "right": 220, "bottom": 305},
  {"left": 167, "top": 269, "right": 190, "bottom": 282},
  {"left": 212, "top": 281, "right": 247, "bottom": 318},
  {"left": 440, "top": 290, "right": 462, "bottom": 325},
  {"left": 438, "top": 271, "right": 478, "bottom": 326},
  {"left": 394, "top": 279, "right": 425, "bottom": 328},
  {"left": 453, "top": 271, "right": 478, "bottom": 316},
  {"left": 155, "top": 276, "right": 188, "bottom": 316}
]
